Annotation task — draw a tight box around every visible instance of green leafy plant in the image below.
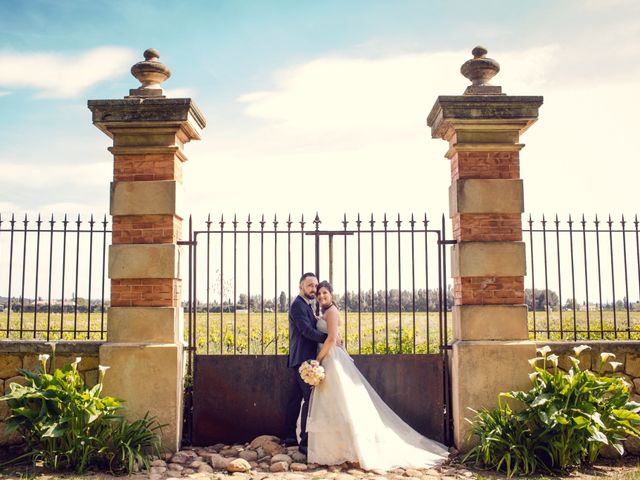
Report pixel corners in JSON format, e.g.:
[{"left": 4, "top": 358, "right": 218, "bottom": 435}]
[
  {"left": 465, "top": 400, "right": 538, "bottom": 477},
  {"left": 464, "top": 345, "right": 640, "bottom": 476},
  {"left": 0, "top": 355, "right": 163, "bottom": 474}
]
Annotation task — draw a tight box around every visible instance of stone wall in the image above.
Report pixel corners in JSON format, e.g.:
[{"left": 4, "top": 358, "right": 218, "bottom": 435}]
[{"left": 0, "top": 341, "right": 103, "bottom": 446}]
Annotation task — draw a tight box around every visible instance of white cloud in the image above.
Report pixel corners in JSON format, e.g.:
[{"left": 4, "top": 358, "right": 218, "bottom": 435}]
[
  {"left": 0, "top": 91, "right": 11, "bottom": 97},
  {"left": 0, "top": 47, "right": 136, "bottom": 98},
  {"left": 183, "top": 44, "right": 640, "bottom": 226},
  {"left": 0, "top": 161, "right": 110, "bottom": 188},
  {"left": 165, "top": 87, "right": 196, "bottom": 98}
]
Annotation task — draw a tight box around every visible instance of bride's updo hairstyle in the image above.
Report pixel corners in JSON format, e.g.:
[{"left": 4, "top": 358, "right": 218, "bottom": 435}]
[{"left": 317, "top": 280, "right": 337, "bottom": 312}]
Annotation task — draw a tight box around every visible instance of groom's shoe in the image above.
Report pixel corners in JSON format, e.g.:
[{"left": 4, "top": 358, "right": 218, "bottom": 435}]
[{"left": 283, "top": 437, "right": 298, "bottom": 447}]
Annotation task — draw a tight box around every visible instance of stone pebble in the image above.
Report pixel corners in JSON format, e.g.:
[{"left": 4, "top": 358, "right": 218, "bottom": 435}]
[{"left": 144, "top": 434, "right": 464, "bottom": 480}]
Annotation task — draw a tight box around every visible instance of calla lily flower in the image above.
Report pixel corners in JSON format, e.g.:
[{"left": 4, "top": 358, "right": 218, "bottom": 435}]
[
  {"left": 536, "top": 345, "right": 551, "bottom": 357},
  {"left": 572, "top": 345, "right": 591, "bottom": 356},
  {"left": 609, "top": 361, "right": 623, "bottom": 372},
  {"left": 600, "top": 352, "right": 616, "bottom": 363},
  {"left": 528, "top": 357, "right": 542, "bottom": 368},
  {"left": 38, "top": 353, "right": 50, "bottom": 371},
  {"left": 569, "top": 356, "right": 580, "bottom": 369},
  {"left": 548, "top": 354, "right": 559, "bottom": 368},
  {"left": 45, "top": 341, "right": 57, "bottom": 354},
  {"left": 98, "top": 365, "right": 110, "bottom": 382}
]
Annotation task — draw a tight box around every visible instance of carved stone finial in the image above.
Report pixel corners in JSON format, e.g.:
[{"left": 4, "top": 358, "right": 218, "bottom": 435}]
[
  {"left": 127, "top": 48, "right": 171, "bottom": 98},
  {"left": 460, "top": 46, "right": 503, "bottom": 95}
]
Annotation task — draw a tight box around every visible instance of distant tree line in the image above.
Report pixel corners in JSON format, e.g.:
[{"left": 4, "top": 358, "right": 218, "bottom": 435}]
[
  {"left": 525, "top": 289, "right": 640, "bottom": 312},
  {"left": 195, "top": 288, "right": 455, "bottom": 313}
]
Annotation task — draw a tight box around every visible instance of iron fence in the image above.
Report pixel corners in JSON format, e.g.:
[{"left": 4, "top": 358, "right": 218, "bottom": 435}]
[
  {"left": 0, "top": 213, "right": 110, "bottom": 340},
  {"left": 4, "top": 211, "right": 638, "bottom": 344},
  {"left": 183, "top": 213, "right": 452, "bottom": 357},
  {"left": 524, "top": 214, "right": 640, "bottom": 340}
]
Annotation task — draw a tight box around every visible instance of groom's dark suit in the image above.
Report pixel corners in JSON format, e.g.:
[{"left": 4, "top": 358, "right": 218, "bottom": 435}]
[{"left": 285, "top": 295, "right": 328, "bottom": 449}]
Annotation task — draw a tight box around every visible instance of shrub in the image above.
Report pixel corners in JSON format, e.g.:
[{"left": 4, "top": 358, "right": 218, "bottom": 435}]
[
  {"left": 464, "top": 345, "right": 640, "bottom": 476},
  {"left": 0, "top": 354, "right": 163, "bottom": 474}
]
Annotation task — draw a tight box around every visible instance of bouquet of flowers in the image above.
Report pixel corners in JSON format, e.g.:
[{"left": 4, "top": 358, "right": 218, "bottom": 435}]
[{"left": 299, "top": 360, "right": 326, "bottom": 386}]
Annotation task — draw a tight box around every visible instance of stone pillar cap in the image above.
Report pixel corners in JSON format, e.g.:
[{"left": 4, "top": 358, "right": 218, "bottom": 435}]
[
  {"left": 128, "top": 48, "right": 171, "bottom": 98},
  {"left": 460, "top": 46, "right": 503, "bottom": 95}
]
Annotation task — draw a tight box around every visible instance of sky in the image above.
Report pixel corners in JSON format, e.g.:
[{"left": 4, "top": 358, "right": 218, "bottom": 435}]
[
  {"left": 1, "top": 0, "right": 640, "bottom": 307},
  {"left": 1, "top": 0, "right": 639, "bottom": 229}
]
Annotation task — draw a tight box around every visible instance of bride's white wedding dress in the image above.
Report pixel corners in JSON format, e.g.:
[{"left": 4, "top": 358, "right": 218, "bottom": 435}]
[{"left": 306, "top": 314, "right": 449, "bottom": 470}]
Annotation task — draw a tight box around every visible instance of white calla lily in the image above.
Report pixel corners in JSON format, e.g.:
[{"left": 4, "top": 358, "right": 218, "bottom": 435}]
[
  {"left": 609, "top": 361, "right": 623, "bottom": 372},
  {"left": 569, "top": 356, "right": 580, "bottom": 369},
  {"left": 528, "top": 357, "right": 542, "bottom": 368},
  {"left": 547, "top": 354, "right": 559, "bottom": 368},
  {"left": 45, "top": 341, "right": 57, "bottom": 354},
  {"left": 38, "top": 353, "right": 50, "bottom": 372},
  {"left": 529, "top": 372, "right": 539, "bottom": 382},
  {"left": 572, "top": 345, "right": 591, "bottom": 356},
  {"left": 71, "top": 357, "right": 82, "bottom": 369},
  {"left": 536, "top": 345, "right": 551, "bottom": 357},
  {"left": 600, "top": 352, "right": 616, "bottom": 363}
]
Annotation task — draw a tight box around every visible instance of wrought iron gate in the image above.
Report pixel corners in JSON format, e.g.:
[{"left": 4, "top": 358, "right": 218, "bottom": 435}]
[{"left": 180, "top": 213, "right": 454, "bottom": 446}]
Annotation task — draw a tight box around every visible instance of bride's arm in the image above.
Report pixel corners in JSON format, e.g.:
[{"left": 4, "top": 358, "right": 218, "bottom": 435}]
[{"left": 316, "top": 307, "right": 340, "bottom": 363}]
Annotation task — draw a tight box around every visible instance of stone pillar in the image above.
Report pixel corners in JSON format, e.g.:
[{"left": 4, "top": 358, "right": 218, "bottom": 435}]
[
  {"left": 88, "top": 49, "right": 206, "bottom": 450},
  {"left": 427, "top": 47, "right": 543, "bottom": 449}
]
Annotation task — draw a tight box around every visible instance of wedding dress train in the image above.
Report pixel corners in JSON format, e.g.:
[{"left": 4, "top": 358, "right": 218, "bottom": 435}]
[{"left": 306, "top": 318, "right": 449, "bottom": 470}]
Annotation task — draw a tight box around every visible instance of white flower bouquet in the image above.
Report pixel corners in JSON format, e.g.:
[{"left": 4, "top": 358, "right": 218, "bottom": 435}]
[{"left": 299, "top": 360, "right": 326, "bottom": 386}]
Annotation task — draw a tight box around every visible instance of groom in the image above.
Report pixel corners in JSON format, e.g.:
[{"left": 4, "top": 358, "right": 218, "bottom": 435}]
[{"left": 283, "top": 272, "right": 328, "bottom": 454}]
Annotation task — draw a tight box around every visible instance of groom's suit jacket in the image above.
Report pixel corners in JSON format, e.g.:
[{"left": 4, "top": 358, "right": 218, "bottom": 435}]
[{"left": 287, "top": 295, "right": 328, "bottom": 368}]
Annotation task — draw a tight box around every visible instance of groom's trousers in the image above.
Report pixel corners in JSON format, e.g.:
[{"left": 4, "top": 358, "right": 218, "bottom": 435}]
[{"left": 285, "top": 368, "right": 312, "bottom": 447}]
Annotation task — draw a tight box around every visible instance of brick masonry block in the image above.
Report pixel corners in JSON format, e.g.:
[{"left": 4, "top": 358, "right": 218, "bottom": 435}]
[
  {"left": 113, "top": 154, "right": 183, "bottom": 182},
  {"left": 111, "top": 278, "right": 181, "bottom": 307},
  {"left": 454, "top": 276, "right": 525, "bottom": 305},
  {"left": 112, "top": 214, "right": 181, "bottom": 244},
  {"left": 453, "top": 213, "right": 522, "bottom": 241},
  {"left": 451, "top": 151, "right": 520, "bottom": 181}
]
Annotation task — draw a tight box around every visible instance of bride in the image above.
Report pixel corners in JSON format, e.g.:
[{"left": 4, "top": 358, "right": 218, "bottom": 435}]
[{"left": 306, "top": 280, "right": 449, "bottom": 470}]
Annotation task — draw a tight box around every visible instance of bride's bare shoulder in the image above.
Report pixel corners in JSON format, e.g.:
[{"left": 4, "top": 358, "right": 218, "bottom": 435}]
[{"left": 324, "top": 305, "right": 340, "bottom": 322}]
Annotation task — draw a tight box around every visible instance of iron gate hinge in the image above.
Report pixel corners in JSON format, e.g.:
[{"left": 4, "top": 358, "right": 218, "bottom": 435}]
[
  {"left": 178, "top": 240, "right": 196, "bottom": 246},
  {"left": 438, "top": 239, "right": 457, "bottom": 245}
]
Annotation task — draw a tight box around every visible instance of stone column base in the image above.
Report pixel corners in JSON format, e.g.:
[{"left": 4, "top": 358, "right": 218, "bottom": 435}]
[
  {"left": 99, "top": 343, "right": 184, "bottom": 451},
  {"left": 450, "top": 340, "right": 535, "bottom": 450}
]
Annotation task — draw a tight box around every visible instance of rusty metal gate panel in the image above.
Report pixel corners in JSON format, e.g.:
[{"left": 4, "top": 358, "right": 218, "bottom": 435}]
[{"left": 192, "top": 354, "right": 444, "bottom": 446}]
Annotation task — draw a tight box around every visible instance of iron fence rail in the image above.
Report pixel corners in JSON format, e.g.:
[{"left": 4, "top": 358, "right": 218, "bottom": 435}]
[
  {"left": 184, "top": 213, "right": 451, "bottom": 357},
  {"left": 0, "top": 213, "right": 110, "bottom": 340},
  {"left": 3, "top": 212, "right": 639, "bottom": 344},
  {"left": 524, "top": 214, "right": 640, "bottom": 341}
]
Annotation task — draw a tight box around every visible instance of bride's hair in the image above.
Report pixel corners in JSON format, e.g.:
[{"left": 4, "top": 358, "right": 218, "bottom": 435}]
[{"left": 317, "top": 280, "right": 337, "bottom": 312}]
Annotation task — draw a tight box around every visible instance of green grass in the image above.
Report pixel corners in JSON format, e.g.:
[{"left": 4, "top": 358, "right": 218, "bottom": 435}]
[
  {"left": 2, "top": 310, "right": 640, "bottom": 354},
  {"left": 191, "top": 310, "right": 448, "bottom": 355}
]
